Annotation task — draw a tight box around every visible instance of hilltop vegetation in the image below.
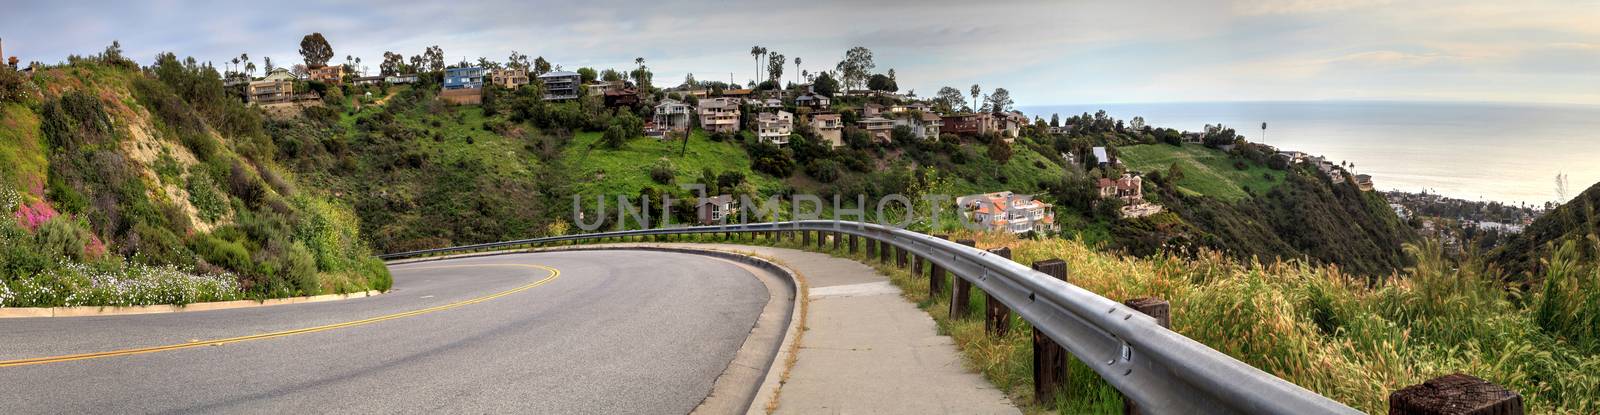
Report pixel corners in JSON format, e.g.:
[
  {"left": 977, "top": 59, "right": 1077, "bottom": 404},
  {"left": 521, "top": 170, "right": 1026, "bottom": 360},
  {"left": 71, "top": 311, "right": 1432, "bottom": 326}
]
[
  {"left": 1491, "top": 181, "right": 1600, "bottom": 280},
  {"left": 1, "top": 50, "right": 389, "bottom": 307},
  {"left": 1118, "top": 143, "right": 1284, "bottom": 201}
]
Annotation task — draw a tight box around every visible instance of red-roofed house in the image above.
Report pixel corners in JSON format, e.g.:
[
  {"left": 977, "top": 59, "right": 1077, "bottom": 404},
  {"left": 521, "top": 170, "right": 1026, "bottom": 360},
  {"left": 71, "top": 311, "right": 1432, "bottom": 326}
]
[{"left": 956, "top": 191, "right": 1056, "bottom": 234}]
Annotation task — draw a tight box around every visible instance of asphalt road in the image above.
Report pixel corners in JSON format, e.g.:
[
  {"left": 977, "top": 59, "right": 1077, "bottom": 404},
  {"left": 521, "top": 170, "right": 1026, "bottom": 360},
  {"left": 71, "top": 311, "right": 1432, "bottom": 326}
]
[{"left": 0, "top": 250, "right": 771, "bottom": 414}]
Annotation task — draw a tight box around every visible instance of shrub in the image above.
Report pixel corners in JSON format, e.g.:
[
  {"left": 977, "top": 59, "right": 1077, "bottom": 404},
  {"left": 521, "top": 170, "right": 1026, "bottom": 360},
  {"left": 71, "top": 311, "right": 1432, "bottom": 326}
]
[
  {"left": 806, "top": 159, "right": 842, "bottom": 183},
  {"left": 34, "top": 216, "right": 91, "bottom": 261},
  {"left": 649, "top": 159, "right": 676, "bottom": 185},
  {"left": 186, "top": 171, "right": 229, "bottom": 222}
]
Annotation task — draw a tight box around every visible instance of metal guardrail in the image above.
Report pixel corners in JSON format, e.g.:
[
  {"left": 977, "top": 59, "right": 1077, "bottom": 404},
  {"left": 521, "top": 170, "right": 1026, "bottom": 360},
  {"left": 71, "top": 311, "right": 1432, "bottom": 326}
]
[{"left": 381, "top": 221, "right": 1361, "bottom": 414}]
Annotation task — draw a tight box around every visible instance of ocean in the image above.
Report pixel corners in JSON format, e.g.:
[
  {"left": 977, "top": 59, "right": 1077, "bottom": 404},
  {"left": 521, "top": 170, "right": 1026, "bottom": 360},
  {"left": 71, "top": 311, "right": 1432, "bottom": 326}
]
[{"left": 1020, "top": 101, "right": 1600, "bottom": 206}]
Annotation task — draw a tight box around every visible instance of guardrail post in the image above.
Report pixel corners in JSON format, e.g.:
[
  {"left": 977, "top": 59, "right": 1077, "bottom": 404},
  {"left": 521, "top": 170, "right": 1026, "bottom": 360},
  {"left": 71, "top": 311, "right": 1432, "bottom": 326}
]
[
  {"left": 879, "top": 237, "right": 892, "bottom": 264},
  {"left": 831, "top": 231, "right": 841, "bottom": 251},
  {"left": 896, "top": 243, "right": 908, "bottom": 268},
  {"left": 816, "top": 230, "right": 825, "bottom": 249},
  {"left": 1031, "top": 258, "right": 1070, "bottom": 405},
  {"left": 929, "top": 234, "right": 947, "bottom": 299},
  {"left": 1123, "top": 297, "right": 1171, "bottom": 415},
  {"left": 802, "top": 230, "right": 811, "bottom": 246},
  {"left": 950, "top": 239, "right": 976, "bottom": 319},
  {"left": 866, "top": 236, "right": 877, "bottom": 258},
  {"left": 1390, "top": 373, "right": 1522, "bottom": 415},
  {"left": 913, "top": 250, "right": 925, "bottom": 279},
  {"left": 849, "top": 234, "right": 859, "bottom": 254},
  {"left": 984, "top": 247, "right": 1012, "bottom": 337}
]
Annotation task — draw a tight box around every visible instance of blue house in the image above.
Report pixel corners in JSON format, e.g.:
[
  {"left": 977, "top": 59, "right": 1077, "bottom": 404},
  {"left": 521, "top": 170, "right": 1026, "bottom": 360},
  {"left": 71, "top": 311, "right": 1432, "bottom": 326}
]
[{"left": 443, "top": 67, "right": 485, "bottom": 90}]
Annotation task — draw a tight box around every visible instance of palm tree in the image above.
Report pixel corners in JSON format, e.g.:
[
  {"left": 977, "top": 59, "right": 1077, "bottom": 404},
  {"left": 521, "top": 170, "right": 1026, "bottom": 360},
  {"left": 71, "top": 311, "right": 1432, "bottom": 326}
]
[
  {"left": 970, "top": 84, "right": 980, "bottom": 113},
  {"left": 793, "top": 57, "right": 801, "bottom": 86},
  {"left": 750, "top": 46, "right": 762, "bottom": 85}
]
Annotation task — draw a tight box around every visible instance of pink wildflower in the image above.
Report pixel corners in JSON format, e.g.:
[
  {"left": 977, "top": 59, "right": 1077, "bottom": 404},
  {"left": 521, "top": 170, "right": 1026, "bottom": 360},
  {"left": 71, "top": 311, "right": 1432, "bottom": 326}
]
[{"left": 14, "top": 201, "right": 58, "bottom": 231}]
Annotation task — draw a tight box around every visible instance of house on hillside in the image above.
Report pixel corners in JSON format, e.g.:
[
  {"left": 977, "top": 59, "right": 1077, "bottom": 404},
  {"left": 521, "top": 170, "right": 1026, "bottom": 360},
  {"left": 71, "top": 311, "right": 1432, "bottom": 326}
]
[
  {"left": 1091, "top": 146, "right": 1117, "bottom": 167},
  {"left": 721, "top": 89, "right": 754, "bottom": 100},
  {"left": 860, "top": 116, "right": 894, "bottom": 143},
  {"left": 385, "top": 73, "right": 419, "bottom": 84},
  {"left": 757, "top": 110, "right": 794, "bottom": 144},
  {"left": 247, "top": 79, "right": 294, "bottom": 104},
  {"left": 653, "top": 99, "right": 694, "bottom": 134},
  {"left": 795, "top": 92, "right": 831, "bottom": 110},
  {"left": 941, "top": 113, "right": 996, "bottom": 137},
  {"left": 697, "top": 195, "right": 736, "bottom": 225},
  {"left": 353, "top": 75, "right": 384, "bottom": 86},
  {"left": 1277, "top": 151, "right": 1308, "bottom": 164},
  {"left": 998, "top": 111, "right": 1027, "bottom": 141},
  {"left": 1098, "top": 173, "right": 1163, "bottom": 218},
  {"left": 1355, "top": 174, "right": 1374, "bottom": 191},
  {"left": 489, "top": 67, "right": 530, "bottom": 88},
  {"left": 863, "top": 103, "right": 884, "bottom": 118},
  {"left": 538, "top": 70, "right": 581, "bottom": 101},
  {"left": 1097, "top": 174, "right": 1143, "bottom": 202},
  {"left": 441, "top": 67, "right": 486, "bottom": 105},
  {"left": 307, "top": 65, "right": 344, "bottom": 85},
  {"left": 604, "top": 86, "right": 640, "bottom": 107},
  {"left": 698, "top": 97, "right": 742, "bottom": 133},
  {"left": 1181, "top": 131, "right": 1204, "bottom": 144},
  {"left": 263, "top": 68, "right": 297, "bottom": 82},
  {"left": 810, "top": 113, "right": 843, "bottom": 148},
  {"left": 892, "top": 112, "right": 943, "bottom": 140},
  {"left": 957, "top": 191, "right": 1057, "bottom": 234}
]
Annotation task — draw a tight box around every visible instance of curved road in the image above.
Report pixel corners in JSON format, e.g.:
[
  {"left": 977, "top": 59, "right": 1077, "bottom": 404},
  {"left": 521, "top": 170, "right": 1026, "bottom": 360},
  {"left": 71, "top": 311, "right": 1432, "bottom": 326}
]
[{"left": 0, "top": 250, "right": 775, "bottom": 414}]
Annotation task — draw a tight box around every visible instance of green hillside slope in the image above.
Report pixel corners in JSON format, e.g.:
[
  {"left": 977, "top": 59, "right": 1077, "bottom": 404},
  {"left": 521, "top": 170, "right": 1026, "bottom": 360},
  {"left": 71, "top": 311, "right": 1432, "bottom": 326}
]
[
  {"left": 1490, "top": 181, "right": 1600, "bottom": 280},
  {"left": 1, "top": 55, "right": 389, "bottom": 307}
]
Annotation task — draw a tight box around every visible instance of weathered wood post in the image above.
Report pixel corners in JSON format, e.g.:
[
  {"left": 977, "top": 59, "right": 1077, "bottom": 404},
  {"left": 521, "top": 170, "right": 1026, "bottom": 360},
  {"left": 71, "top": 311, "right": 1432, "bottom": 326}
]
[
  {"left": 1123, "top": 297, "right": 1171, "bottom": 415},
  {"left": 1389, "top": 373, "right": 1523, "bottom": 415},
  {"left": 848, "top": 234, "right": 859, "bottom": 254},
  {"left": 929, "top": 234, "right": 948, "bottom": 299},
  {"left": 984, "top": 247, "right": 1013, "bottom": 337},
  {"left": 816, "top": 230, "right": 825, "bottom": 249},
  {"left": 949, "top": 239, "right": 976, "bottom": 319},
  {"left": 802, "top": 229, "right": 811, "bottom": 246},
  {"left": 879, "top": 236, "right": 892, "bottom": 264},
  {"left": 866, "top": 236, "right": 877, "bottom": 258},
  {"left": 832, "top": 231, "right": 841, "bottom": 251},
  {"left": 912, "top": 250, "right": 925, "bottom": 280},
  {"left": 896, "top": 243, "right": 909, "bottom": 268},
  {"left": 1032, "top": 259, "right": 1069, "bottom": 405}
]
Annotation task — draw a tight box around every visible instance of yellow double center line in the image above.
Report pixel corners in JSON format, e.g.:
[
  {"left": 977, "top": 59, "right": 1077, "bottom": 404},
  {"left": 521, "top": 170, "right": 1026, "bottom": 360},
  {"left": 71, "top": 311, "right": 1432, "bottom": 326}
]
[{"left": 0, "top": 263, "right": 559, "bottom": 369}]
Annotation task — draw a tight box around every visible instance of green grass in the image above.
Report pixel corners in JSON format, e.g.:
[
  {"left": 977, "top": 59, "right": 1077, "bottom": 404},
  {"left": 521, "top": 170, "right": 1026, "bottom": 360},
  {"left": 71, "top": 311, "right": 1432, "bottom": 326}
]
[
  {"left": 0, "top": 103, "right": 46, "bottom": 193},
  {"left": 562, "top": 129, "right": 784, "bottom": 198},
  {"left": 1118, "top": 143, "right": 1284, "bottom": 201}
]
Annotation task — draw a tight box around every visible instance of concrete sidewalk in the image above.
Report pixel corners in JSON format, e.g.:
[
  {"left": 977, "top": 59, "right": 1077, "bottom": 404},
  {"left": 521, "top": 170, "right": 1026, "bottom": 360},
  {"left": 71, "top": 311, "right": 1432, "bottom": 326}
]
[{"left": 675, "top": 242, "right": 1020, "bottom": 414}]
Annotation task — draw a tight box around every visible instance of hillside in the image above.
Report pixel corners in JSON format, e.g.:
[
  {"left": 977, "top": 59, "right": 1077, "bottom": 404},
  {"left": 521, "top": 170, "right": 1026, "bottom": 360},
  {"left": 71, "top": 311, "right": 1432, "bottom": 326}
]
[
  {"left": 1490, "top": 180, "right": 1600, "bottom": 280},
  {"left": 0, "top": 55, "right": 389, "bottom": 307},
  {"left": 1118, "top": 143, "right": 1285, "bottom": 201}
]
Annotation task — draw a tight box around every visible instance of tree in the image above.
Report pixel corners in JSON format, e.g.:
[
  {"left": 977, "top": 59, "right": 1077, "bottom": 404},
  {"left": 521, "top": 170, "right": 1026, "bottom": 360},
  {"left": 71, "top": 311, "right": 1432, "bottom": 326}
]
[
  {"left": 507, "top": 51, "right": 530, "bottom": 71},
  {"left": 577, "top": 67, "right": 598, "bottom": 84},
  {"left": 533, "top": 56, "right": 551, "bottom": 76},
  {"left": 750, "top": 46, "right": 764, "bottom": 85},
  {"left": 812, "top": 72, "right": 839, "bottom": 97},
  {"left": 985, "top": 88, "right": 1013, "bottom": 114},
  {"left": 1050, "top": 113, "right": 1061, "bottom": 127},
  {"left": 380, "top": 51, "right": 404, "bottom": 76},
  {"left": 835, "top": 46, "right": 874, "bottom": 91},
  {"left": 299, "top": 33, "right": 334, "bottom": 68},
  {"left": 867, "top": 74, "right": 897, "bottom": 92},
  {"left": 601, "top": 68, "right": 624, "bottom": 82},
  {"left": 683, "top": 73, "right": 697, "bottom": 88},
  {"left": 1556, "top": 173, "right": 1570, "bottom": 201},
  {"left": 424, "top": 46, "right": 445, "bottom": 73},
  {"left": 793, "top": 57, "right": 801, "bottom": 85},
  {"left": 767, "top": 52, "right": 785, "bottom": 84},
  {"left": 969, "top": 84, "right": 980, "bottom": 113},
  {"left": 935, "top": 87, "right": 965, "bottom": 113},
  {"left": 987, "top": 134, "right": 1013, "bottom": 163},
  {"left": 1131, "top": 116, "right": 1146, "bottom": 131},
  {"left": 409, "top": 55, "right": 424, "bottom": 74}
]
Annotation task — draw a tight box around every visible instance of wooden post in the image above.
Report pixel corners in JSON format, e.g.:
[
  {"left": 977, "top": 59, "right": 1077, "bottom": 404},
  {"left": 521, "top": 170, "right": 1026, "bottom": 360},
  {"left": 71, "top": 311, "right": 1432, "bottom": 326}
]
[
  {"left": 879, "top": 238, "right": 892, "bottom": 263},
  {"left": 896, "top": 244, "right": 908, "bottom": 268},
  {"left": 984, "top": 247, "right": 1013, "bottom": 337},
  {"left": 1123, "top": 297, "right": 1170, "bottom": 415},
  {"left": 832, "top": 231, "right": 841, "bottom": 251},
  {"left": 950, "top": 239, "right": 976, "bottom": 319},
  {"left": 816, "top": 230, "right": 825, "bottom": 249},
  {"left": 866, "top": 237, "right": 877, "bottom": 258},
  {"left": 1032, "top": 258, "right": 1069, "bottom": 405},
  {"left": 802, "top": 229, "right": 811, "bottom": 246},
  {"left": 913, "top": 252, "right": 924, "bottom": 279},
  {"left": 929, "top": 234, "right": 947, "bottom": 299},
  {"left": 1390, "top": 373, "right": 1523, "bottom": 415},
  {"left": 849, "top": 234, "right": 858, "bottom": 254}
]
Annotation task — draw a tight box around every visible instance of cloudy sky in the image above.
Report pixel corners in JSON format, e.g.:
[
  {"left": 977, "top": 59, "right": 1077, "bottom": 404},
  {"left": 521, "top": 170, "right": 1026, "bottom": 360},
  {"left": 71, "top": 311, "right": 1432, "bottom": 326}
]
[{"left": 4, "top": 0, "right": 1597, "bottom": 106}]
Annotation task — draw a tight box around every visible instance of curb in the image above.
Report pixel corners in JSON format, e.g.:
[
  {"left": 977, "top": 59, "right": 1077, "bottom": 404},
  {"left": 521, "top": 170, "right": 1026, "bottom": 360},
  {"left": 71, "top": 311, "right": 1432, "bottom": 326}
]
[{"left": 0, "top": 290, "right": 384, "bottom": 319}]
